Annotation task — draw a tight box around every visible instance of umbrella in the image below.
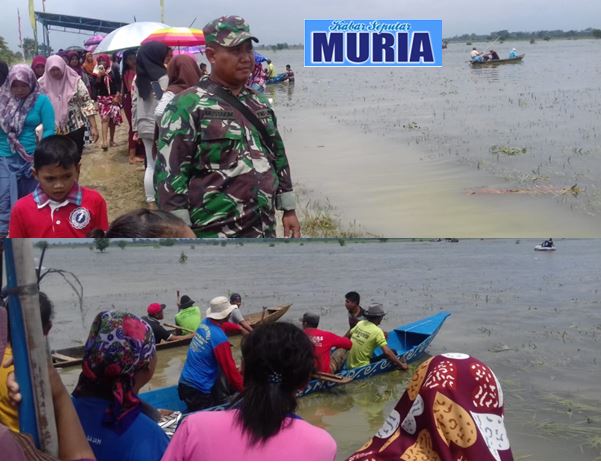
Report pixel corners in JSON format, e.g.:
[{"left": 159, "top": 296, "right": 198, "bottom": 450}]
[
  {"left": 84, "top": 34, "right": 105, "bottom": 52},
  {"left": 94, "top": 22, "right": 169, "bottom": 54},
  {"left": 142, "top": 27, "right": 205, "bottom": 47},
  {"left": 172, "top": 45, "right": 205, "bottom": 56}
]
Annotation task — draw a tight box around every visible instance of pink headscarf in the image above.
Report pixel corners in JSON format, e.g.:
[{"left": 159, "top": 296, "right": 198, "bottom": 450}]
[{"left": 39, "top": 55, "right": 80, "bottom": 127}]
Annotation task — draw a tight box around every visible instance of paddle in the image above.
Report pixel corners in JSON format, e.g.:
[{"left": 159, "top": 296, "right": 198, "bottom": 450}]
[
  {"left": 164, "top": 322, "right": 192, "bottom": 334},
  {"left": 312, "top": 371, "right": 352, "bottom": 384}
]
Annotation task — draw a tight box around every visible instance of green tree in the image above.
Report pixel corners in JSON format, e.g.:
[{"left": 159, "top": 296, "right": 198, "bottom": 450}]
[
  {"left": 179, "top": 251, "right": 188, "bottom": 264},
  {"left": 159, "top": 238, "right": 176, "bottom": 246},
  {"left": 22, "top": 38, "right": 36, "bottom": 60},
  {"left": 94, "top": 238, "right": 110, "bottom": 253},
  {"left": 592, "top": 29, "right": 601, "bottom": 39},
  {"left": 117, "top": 240, "right": 127, "bottom": 250}
]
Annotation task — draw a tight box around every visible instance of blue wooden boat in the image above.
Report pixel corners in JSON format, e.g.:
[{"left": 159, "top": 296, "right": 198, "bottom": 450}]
[
  {"left": 140, "top": 311, "right": 451, "bottom": 412},
  {"left": 266, "top": 72, "right": 288, "bottom": 85}
]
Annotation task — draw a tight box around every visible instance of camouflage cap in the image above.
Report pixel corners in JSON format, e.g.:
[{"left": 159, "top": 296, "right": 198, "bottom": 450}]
[{"left": 203, "top": 16, "right": 259, "bottom": 47}]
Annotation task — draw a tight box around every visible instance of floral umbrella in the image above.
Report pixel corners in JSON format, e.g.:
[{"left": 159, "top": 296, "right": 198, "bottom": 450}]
[
  {"left": 84, "top": 33, "right": 105, "bottom": 52},
  {"left": 94, "top": 22, "right": 169, "bottom": 54},
  {"left": 142, "top": 27, "right": 205, "bottom": 47}
]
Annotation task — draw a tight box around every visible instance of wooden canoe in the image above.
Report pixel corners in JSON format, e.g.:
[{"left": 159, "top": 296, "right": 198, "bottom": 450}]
[
  {"left": 52, "top": 304, "right": 291, "bottom": 368},
  {"left": 139, "top": 311, "right": 451, "bottom": 412},
  {"left": 470, "top": 54, "right": 524, "bottom": 67}
]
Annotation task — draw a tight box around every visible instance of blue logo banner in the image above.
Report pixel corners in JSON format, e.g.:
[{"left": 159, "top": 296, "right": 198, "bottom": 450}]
[{"left": 304, "top": 19, "right": 442, "bottom": 67}]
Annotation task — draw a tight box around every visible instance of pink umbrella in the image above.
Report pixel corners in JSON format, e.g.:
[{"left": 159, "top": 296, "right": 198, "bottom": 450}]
[{"left": 84, "top": 34, "right": 105, "bottom": 52}]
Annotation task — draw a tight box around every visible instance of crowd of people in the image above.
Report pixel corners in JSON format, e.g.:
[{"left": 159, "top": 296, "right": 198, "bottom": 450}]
[
  {"left": 1, "top": 15, "right": 300, "bottom": 240},
  {"left": 0, "top": 287, "right": 514, "bottom": 460}
]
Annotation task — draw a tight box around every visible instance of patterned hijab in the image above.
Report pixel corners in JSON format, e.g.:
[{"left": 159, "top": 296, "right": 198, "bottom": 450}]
[
  {"left": 39, "top": 55, "right": 80, "bottom": 127},
  {"left": 349, "top": 353, "right": 513, "bottom": 461},
  {"left": 82, "top": 53, "right": 96, "bottom": 75},
  {"left": 0, "top": 65, "right": 41, "bottom": 161},
  {"left": 73, "top": 311, "right": 156, "bottom": 431},
  {"left": 166, "top": 54, "right": 201, "bottom": 94}
]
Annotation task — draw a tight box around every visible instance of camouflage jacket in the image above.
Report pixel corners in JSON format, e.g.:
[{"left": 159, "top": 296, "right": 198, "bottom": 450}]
[{"left": 155, "top": 76, "right": 296, "bottom": 238}]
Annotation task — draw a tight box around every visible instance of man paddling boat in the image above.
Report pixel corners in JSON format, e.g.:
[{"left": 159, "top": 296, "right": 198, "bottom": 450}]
[{"left": 142, "top": 303, "right": 188, "bottom": 343}]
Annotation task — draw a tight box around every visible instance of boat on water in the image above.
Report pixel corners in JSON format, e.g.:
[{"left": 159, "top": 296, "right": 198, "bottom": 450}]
[
  {"left": 470, "top": 54, "right": 525, "bottom": 67},
  {"left": 139, "top": 311, "right": 451, "bottom": 412},
  {"left": 266, "top": 72, "right": 288, "bottom": 85},
  {"left": 534, "top": 244, "right": 556, "bottom": 252},
  {"left": 52, "top": 304, "right": 291, "bottom": 368}
]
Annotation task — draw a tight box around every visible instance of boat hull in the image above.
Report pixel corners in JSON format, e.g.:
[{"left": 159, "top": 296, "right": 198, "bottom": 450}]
[
  {"left": 52, "top": 304, "right": 291, "bottom": 368},
  {"left": 470, "top": 54, "right": 524, "bottom": 66}
]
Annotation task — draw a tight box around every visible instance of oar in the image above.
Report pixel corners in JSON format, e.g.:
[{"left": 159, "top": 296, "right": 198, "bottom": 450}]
[
  {"left": 164, "top": 322, "right": 192, "bottom": 333},
  {"left": 312, "top": 371, "right": 352, "bottom": 384}
]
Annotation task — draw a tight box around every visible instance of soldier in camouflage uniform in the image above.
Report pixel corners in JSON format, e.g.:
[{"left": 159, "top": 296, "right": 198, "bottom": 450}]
[{"left": 154, "top": 16, "right": 301, "bottom": 238}]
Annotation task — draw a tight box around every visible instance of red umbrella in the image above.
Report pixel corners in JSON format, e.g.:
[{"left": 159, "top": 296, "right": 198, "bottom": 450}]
[{"left": 142, "top": 27, "right": 205, "bottom": 47}]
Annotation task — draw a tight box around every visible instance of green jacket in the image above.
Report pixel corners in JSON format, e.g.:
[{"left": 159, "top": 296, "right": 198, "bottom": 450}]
[{"left": 174, "top": 306, "right": 202, "bottom": 334}]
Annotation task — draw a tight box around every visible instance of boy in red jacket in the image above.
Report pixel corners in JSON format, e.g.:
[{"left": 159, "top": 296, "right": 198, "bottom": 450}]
[
  {"left": 301, "top": 312, "right": 352, "bottom": 374},
  {"left": 9, "top": 135, "right": 108, "bottom": 238}
]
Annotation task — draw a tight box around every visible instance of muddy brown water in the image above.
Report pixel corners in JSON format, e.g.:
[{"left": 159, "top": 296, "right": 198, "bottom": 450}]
[
  {"left": 266, "top": 40, "right": 601, "bottom": 236},
  {"left": 27, "top": 239, "right": 600, "bottom": 459},
  {"left": 79, "top": 39, "right": 601, "bottom": 236}
]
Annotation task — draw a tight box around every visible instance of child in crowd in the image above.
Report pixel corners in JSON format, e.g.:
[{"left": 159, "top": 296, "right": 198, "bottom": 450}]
[{"left": 8, "top": 135, "right": 108, "bottom": 238}]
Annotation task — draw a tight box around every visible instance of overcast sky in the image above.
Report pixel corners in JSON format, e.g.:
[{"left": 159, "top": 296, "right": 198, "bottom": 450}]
[{"left": 2, "top": 0, "right": 600, "bottom": 52}]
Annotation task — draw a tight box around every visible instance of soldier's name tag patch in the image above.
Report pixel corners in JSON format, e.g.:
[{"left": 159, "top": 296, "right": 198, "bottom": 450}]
[
  {"left": 204, "top": 109, "right": 235, "bottom": 119},
  {"left": 255, "top": 109, "right": 271, "bottom": 120},
  {"left": 69, "top": 207, "right": 91, "bottom": 230}
]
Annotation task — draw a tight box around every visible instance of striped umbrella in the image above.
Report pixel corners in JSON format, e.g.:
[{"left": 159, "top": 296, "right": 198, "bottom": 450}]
[{"left": 142, "top": 27, "right": 205, "bottom": 47}]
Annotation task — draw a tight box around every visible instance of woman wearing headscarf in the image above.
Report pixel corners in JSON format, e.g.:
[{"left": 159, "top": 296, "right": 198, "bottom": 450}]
[
  {"left": 30, "top": 55, "right": 46, "bottom": 79},
  {"left": 39, "top": 55, "right": 98, "bottom": 155},
  {"left": 154, "top": 54, "right": 201, "bottom": 122},
  {"left": 94, "top": 54, "right": 122, "bottom": 150},
  {"left": 348, "top": 353, "right": 513, "bottom": 461},
  {"left": 71, "top": 310, "right": 169, "bottom": 460},
  {"left": 82, "top": 52, "right": 96, "bottom": 98},
  {"left": 121, "top": 48, "right": 144, "bottom": 164},
  {"left": 0, "top": 65, "right": 55, "bottom": 237},
  {"left": 132, "top": 41, "right": 170, "bottom": 206}
]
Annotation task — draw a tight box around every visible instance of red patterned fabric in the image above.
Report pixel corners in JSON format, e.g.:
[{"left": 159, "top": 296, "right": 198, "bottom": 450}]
[{"left": 348, "top": 353, "right": 513, "bottom": 461}]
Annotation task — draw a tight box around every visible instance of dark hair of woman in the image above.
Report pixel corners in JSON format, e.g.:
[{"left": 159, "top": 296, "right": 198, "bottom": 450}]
[
  {"left": 235, "top": 322, "right": 316, "bottom": 443},
  {"left": 89, "top": 208, "right": 193, "bottom": 238}
]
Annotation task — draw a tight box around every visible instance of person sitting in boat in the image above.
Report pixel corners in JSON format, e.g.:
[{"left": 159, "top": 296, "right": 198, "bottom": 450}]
[
  {"left": 266, "top": 59, "right": 275, "bottom": 79},
  {"left": 174, "top": 295, "right": 201, "bottom": 334},
  {"left": 348, "top": 353, "right": 513, "bottom": 460},
  {"left": 509, "top": 48, "right": 519, "bottom": 59},
  {"left": 285, "top": 64, "right": 295, "bottom": 83},
  {"left": 301, "top": 312, "right": 352, "bottom": 374},
  {"left": 488, "top": 49, "right": 500, "bottom": 60},
  {"left": 177, "top": 296, "right": 243, "bottom": 411},
  {"left": 163, "top": 322, "right": 337, "bottom": 460},
  {"left": 470, "top": 47, "right": 484, "bottom": 62},
  {"left": 345, "top": 304, "right": 408, "bottom": 371},
  {"left": 227, "top": 293, "right": 253, "bottom": 335},
  {"left": 142, "top": 302, "right": 189, "bottom": 344},
  {"left": 542, "top": 238, "right": 554, "bottom": 248},
  {"left": 343, "top": 291, "right": 366, "bottom": 337},
  {"left": 71, "top": 310, "right": 169, "bottom": 460}
]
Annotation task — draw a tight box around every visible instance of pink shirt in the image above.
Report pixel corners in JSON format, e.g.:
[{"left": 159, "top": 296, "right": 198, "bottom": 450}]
[{"left": 162, "top": 410, "right": 337, "bottom": 461}]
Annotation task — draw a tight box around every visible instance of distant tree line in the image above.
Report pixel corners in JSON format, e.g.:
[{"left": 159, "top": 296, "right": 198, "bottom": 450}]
[
  {"left": 446, "top": 28, "right": 601, "bottom": 43},
  {"left": 0, "top": 36, "right": 23, "bottom": 64},
  {"left": 256, "top": 43, "right": 304, "bottom": 51}
]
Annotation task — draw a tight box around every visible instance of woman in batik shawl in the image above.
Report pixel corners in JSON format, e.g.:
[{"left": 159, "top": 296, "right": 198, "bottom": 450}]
[
  {"left": 0, "top": 64, "right": 55, "bottom": 237},
  {"left": 349, "top": 353, "right": 513, "bottom": 461}
]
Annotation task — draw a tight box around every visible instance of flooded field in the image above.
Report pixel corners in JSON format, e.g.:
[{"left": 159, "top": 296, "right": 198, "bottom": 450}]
[
  {"left": 79, "top": 39, "right": 601, "bottom": 236},
  {"left": 30, "top": 239, "right": 601, "bottom": 460},
  {"left": 267, "top": 40, "right": 601, "bottom": 236}
]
